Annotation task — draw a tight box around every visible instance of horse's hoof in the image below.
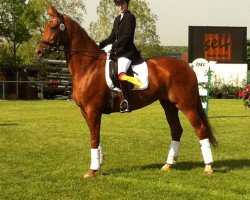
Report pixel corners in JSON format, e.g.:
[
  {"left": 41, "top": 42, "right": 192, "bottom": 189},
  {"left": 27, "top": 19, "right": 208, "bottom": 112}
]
[
  {"left": 161, "top": 163, "right": 172, "bottom": 171},
  {"left": 83, "top": 169, "right": 99, "bottom": 178},
  {"left": 204, "top": 164, "right": 213, "bottom": 175}
]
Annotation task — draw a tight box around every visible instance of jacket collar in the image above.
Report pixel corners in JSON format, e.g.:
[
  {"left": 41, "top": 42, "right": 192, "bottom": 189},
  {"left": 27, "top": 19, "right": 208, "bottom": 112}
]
[
  {"left": 119, "top": 10, "right": 130, "bottom": 23},
  {"left": 121, "top": 10, "right": 130, "bottom": 14}
]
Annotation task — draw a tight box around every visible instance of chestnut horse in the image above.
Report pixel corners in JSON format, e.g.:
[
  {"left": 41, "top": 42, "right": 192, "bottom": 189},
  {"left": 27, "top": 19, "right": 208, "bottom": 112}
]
[{"left": 36, "top": 6, "right": 217, "bottom": 178}]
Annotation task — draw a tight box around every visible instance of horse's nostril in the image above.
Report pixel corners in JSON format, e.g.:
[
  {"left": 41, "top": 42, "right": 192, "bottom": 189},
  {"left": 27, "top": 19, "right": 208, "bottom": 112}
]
[{"left": 36, "top": 49, "right": 43, "bottom": 58}]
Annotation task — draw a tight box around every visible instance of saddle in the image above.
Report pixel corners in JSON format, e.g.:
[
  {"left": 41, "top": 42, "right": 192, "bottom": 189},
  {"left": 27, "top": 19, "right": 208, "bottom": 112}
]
[{"left": 103, "top": 57, "right": 149, "bottom": 114}]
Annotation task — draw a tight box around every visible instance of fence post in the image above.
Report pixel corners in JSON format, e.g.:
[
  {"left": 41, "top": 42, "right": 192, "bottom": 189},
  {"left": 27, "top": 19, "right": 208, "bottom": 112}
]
[
  {"left": 3, "top": 82, "right": 5, "bottom": 100},
  {"left": 40, "top": 82, "right": 44, "bottom": 100},
  {"left": 205, "top": 67, "right": 212, "bottom": 115}
]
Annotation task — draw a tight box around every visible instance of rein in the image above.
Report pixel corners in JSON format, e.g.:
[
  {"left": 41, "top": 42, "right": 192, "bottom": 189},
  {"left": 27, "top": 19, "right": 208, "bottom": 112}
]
[{"left": 56, "top": 48, "right": 107, "bottom": 60}]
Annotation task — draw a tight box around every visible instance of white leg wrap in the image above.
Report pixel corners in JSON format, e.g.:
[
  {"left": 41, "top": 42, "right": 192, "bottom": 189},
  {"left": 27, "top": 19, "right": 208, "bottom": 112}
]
[
  {"left": 90, "top": 148, "right": 100, "bottom": 170},
  {"left": 98, "top": 143, "right": 104, "bottom": 165},
  {"left": 200, "top": 138, "right": 213, "bottom": 164},
  {"left": 166, "top": 140, "right": 181, "bottom": 165}
]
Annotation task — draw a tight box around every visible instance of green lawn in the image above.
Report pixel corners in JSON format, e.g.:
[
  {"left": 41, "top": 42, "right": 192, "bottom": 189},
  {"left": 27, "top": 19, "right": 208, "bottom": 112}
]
[{"left": 0, "top": 99, "right": 249, "bottom": 200}]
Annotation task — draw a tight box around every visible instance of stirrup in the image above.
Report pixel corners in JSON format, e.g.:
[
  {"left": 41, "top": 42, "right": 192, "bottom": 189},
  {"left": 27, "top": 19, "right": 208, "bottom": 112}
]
[
  {"left": 119, "top": 74, "right": 142, "bottom": 89},
  {"left": 120, "top": 99, "right": 130, "bottom": 113}
]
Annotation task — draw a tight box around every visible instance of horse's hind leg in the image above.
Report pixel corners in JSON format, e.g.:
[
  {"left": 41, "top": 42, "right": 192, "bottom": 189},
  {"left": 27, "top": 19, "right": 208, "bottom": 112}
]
[
  {"left": 159, "top": 99, "right": 183, "bottom": 171},
  {"left": 181, "top": 107, "right": 215, "bottom": 175}
]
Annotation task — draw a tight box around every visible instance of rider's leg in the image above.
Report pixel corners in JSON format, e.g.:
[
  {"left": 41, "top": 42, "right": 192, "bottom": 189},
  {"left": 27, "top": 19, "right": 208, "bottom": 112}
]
[
  {"left": 117, "top": 57, "right": 132, "bottom": 112},
  {"left": 118, "top": 57, "right": 142, "bottom": 88}
]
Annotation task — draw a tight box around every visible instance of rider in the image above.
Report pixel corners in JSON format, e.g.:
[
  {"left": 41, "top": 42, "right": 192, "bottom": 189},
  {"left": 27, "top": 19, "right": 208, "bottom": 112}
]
[{"left": 99, "top": 0, "right": 144, "bottom": 113}]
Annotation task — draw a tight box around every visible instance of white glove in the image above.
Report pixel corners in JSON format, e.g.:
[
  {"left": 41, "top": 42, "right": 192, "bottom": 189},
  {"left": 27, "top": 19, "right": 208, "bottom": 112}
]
[{"left": 103, "top": 44, "right": 112, "bottom": 53}]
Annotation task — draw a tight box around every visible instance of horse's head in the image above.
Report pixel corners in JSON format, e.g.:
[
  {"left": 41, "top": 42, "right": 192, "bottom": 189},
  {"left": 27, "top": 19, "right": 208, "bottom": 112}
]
[{"left": 35, "top": 6, "right": 66, "bottom": 59}]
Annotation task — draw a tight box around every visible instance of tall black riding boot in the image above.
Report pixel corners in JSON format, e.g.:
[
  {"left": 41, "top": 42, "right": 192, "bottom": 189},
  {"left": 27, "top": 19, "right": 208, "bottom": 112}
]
[{"left": 119, "top": 82, "right": 131, "bottom": 113}]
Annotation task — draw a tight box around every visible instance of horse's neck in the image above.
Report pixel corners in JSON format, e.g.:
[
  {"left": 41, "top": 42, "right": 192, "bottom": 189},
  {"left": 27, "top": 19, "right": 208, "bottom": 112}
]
[{"left": 64, "top": 17, "right": 101, "bottom": 76}]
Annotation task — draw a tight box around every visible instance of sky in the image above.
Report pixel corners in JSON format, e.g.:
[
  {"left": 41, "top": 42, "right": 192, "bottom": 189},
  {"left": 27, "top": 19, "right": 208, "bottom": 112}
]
[{"left": 83, "top": 0, "right": 250, "bottom": 46}]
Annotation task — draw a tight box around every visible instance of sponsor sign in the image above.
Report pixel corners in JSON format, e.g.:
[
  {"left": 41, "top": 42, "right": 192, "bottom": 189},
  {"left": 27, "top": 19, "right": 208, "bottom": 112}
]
[{"left": 188, "top": 26, "right": 247, "bottom": 63}]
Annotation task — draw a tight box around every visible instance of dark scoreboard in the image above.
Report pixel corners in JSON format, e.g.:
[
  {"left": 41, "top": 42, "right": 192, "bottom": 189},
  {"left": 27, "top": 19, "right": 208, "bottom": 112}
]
[{"left": 188, "top": 26, "right": 247, "bottom": 63}]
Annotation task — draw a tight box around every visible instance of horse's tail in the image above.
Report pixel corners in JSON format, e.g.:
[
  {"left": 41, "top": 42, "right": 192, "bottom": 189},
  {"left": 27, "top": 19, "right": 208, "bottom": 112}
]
[{"left": 197, "top": 95, "right": 218, "bottom": 147}]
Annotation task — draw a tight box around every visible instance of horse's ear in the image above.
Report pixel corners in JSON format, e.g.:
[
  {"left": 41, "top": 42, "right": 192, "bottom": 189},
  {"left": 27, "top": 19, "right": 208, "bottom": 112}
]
[{"left": 48, "top": 6, "right": 60, "bottom": 19}]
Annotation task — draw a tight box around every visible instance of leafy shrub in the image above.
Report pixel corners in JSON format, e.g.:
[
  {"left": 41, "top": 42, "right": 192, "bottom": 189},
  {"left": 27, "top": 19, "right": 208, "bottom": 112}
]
[{"left": 210, "top": 84, "right": 244, "bottom": 99}]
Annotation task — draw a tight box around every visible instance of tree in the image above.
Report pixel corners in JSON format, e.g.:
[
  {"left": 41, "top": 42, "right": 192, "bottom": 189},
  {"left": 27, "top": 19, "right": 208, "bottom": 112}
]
[
  {"left": 163, "top": 46, "right": 188, "bottom": 53},
  {"left": 17, "top": 0, "right": 86, "bottom": 64},
  {"left": 0, "top": 0, "right": 36, "bottom": 99},
  {"left": 89, "top": 0, "right": 161, "bottom": 59},
  {"left": 0, "top": 0, "right": 32, "bottom": 66},
  {"left": 27, "top": 0, "right": 86, "bottom": 28},
  {"left": 50, "top": 0, "right": 86, "bottom": 25}
]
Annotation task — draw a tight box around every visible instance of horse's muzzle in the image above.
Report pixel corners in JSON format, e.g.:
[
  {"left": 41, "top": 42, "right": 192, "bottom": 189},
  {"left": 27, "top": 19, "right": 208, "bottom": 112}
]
[{"left": 35, "top": 43, "right": 50, "bottom": 59}]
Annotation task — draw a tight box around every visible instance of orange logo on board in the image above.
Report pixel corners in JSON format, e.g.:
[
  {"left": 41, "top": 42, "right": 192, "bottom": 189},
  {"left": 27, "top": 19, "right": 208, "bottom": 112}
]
[{"left": 204, "top": 32, "right": 232, "bottom": 62}]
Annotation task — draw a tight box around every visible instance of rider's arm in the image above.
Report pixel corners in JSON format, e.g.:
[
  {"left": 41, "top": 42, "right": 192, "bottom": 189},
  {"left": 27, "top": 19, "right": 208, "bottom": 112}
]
[{"left": 99, "top": 17, "right": 118, "bottom": 49}]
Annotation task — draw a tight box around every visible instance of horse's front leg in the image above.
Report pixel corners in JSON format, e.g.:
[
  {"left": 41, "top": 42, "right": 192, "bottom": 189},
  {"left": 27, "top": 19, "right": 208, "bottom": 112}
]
[{"left": 80, "top": 108, "right": 103, "bottom": 178}]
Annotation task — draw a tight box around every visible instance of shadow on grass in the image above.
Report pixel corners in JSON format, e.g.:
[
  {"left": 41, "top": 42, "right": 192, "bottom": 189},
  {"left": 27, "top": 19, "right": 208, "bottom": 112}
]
[
  {"left": 0, "top": 123, "right": 18, "bottom": 126},
  {"left": 209, "top": 115, "right": 250, "bottom": 119},
  {"left": 103, "top": 159, "right": 250, "bottom": 175},
  {"left": 141, "top": 159, "right": 250, "bottom": 173}
]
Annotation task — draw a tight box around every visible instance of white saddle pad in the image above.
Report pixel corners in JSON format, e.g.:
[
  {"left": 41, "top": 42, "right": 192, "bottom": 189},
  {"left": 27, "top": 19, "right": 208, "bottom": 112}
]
[{"left": 105, "top": 58, "right": 149, "bottom": 91}]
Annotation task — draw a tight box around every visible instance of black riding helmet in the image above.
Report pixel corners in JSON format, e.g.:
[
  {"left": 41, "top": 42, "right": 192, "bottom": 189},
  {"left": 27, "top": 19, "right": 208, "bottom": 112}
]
[{"left": 114, "top": 0, "right": 130, "bottom": 5}]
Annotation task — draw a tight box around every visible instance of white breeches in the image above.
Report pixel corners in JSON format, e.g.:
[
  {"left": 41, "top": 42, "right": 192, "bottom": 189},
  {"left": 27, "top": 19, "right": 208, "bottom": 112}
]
[{"left": 118, "top": 57, "right": 132, "bottom": 74}]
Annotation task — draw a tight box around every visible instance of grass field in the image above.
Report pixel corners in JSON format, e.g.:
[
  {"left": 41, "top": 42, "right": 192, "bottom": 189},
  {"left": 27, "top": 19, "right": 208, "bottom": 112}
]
[{"left": 0, "top": 99, "right": 249, "bottom": 199}]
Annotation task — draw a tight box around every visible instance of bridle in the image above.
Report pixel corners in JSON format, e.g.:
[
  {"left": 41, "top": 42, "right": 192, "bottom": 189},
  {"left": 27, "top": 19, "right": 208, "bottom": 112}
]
[
  {"left": 39, "top": 15, "right": 105, "bottom": 60},
  {"left": 40, "top": 15, "right": 66, "bottom": 52}
]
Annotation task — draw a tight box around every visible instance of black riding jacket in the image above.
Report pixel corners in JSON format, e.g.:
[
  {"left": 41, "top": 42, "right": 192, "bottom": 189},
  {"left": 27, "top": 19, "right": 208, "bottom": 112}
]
[{"left": 99, "top": 10, "right": 143, "bottom": 64}]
